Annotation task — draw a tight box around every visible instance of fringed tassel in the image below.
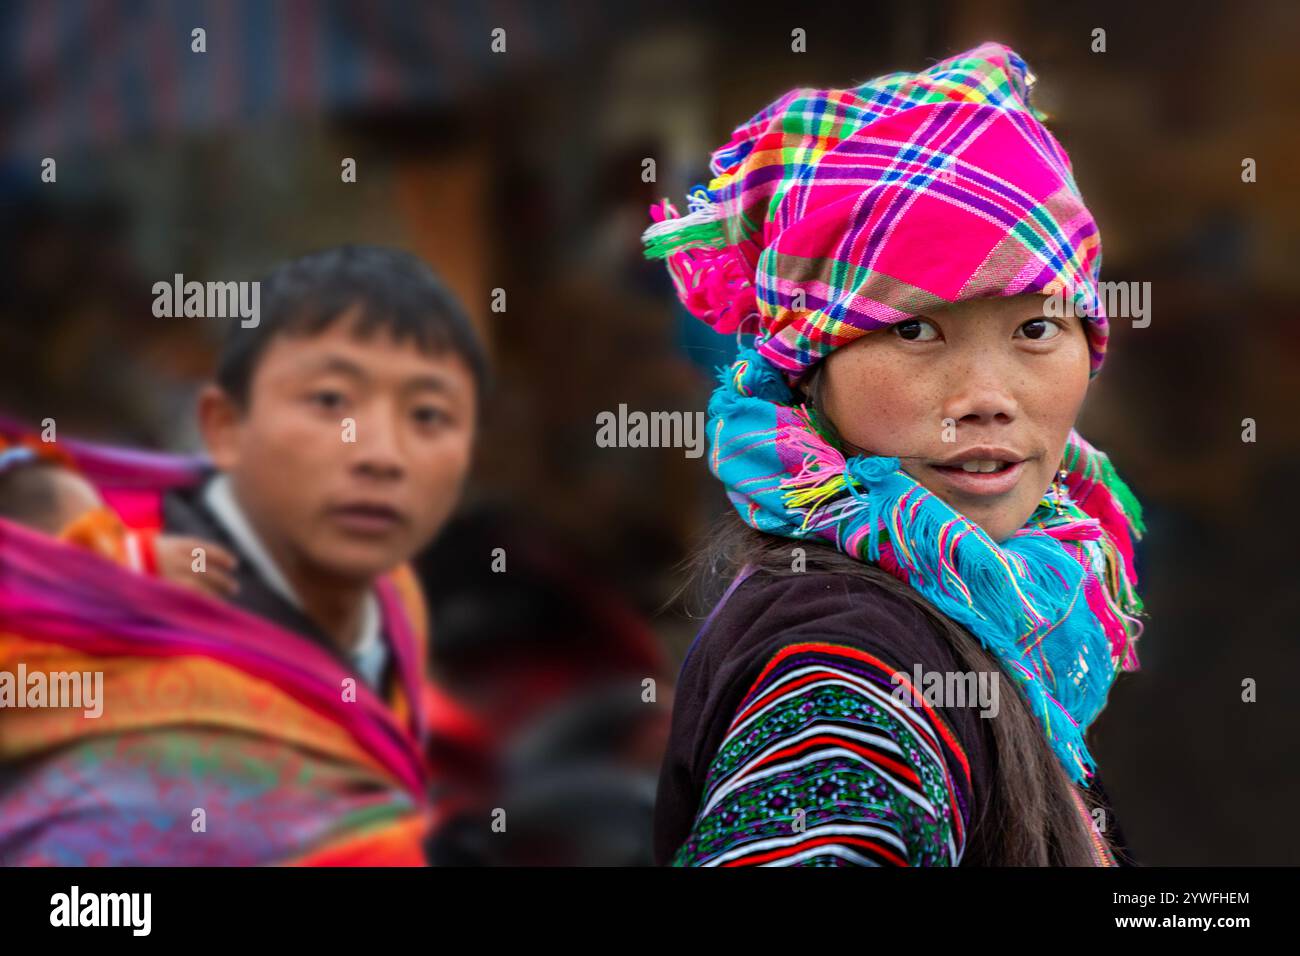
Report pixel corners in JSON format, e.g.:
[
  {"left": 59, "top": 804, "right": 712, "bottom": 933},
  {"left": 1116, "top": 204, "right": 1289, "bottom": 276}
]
[
  {"left": 641, "top": 187, "right": 728, "bottom": 259},
  {"left": 716, "top": 349, "right": 1132, "bottom": 785},
  {"left": 1060, "top": 430, "right": 1147, "bottom": 669},
  {"left": 841, "top": 456, "right": 1109, "bottom": 784},
  {"left": 777, "top": 407, "right": 861, "bottom": 535},
  {"left": 643, "top": 190, "right": 761, "bottom": 334},
  {"left": 642, "top": 207, "right": 727, "bottom": 259},
  {"left": 1062, "top": 430, "right": 1146, "bottom": 539}
]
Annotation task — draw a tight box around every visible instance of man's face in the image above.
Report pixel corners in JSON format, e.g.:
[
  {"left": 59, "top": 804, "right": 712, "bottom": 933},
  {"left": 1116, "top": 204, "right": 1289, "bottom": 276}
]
[{"left": 202, "top": 311, "right": 477, "bottom": 584}]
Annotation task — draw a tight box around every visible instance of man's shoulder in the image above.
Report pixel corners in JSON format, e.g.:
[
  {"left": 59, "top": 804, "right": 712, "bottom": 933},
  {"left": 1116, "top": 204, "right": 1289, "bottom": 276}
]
[
  {"left": 159, "top": 472, "right": 329, "bottom": 647},
  {"left": 159, "top": 470, "right": 225, "bottom": 541}
]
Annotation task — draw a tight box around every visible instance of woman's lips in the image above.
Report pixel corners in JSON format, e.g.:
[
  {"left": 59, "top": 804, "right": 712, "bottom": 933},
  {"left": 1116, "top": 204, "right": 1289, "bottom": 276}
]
[{"left": 926, "top": 459, "right": 1026, "bottom": 497}]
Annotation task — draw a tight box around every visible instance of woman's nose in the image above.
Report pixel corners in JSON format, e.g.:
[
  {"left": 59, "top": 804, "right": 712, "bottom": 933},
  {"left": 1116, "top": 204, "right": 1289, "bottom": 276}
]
[{"left": 939, "top": 364, "right": 1020, "bottom": 426}]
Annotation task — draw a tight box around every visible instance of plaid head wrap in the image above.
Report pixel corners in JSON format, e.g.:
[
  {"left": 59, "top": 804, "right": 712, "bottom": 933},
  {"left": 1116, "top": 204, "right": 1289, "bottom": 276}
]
[
  {"left": 643, "top": 40, "right": 1108, "bottom": 379},
  {"left": 644, "top": 43, "right": 1146, "bottom": 787}
]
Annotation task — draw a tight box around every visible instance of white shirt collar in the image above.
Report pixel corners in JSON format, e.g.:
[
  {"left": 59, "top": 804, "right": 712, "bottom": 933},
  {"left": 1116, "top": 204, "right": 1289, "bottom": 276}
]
[{"left": 203, "top": 474, "right": 386, "bottom": 688}]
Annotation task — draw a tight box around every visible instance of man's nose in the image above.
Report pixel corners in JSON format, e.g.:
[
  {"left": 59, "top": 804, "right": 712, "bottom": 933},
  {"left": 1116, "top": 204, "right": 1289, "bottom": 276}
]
[{"left": 351, "top": 408, "right": 406, "bottom": 479}]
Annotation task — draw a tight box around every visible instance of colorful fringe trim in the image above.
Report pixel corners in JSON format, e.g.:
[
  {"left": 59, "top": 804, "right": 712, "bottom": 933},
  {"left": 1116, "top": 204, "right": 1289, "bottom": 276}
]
[{"left": 705, "top": 347, "right": 1146, "bottom": 784}]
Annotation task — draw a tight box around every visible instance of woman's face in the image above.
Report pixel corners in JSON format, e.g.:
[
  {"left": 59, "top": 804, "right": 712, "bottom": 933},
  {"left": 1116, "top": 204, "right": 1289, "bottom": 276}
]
[{"left": 814, "top": 294, "right": 1091, "bottom": 542}]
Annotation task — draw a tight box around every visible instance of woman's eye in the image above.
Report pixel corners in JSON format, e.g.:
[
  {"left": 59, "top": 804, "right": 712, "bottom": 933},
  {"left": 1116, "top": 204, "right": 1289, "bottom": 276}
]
[
  {"left": 894, "top": 318, "right": 939, "bottom": 341},
  {"left": 1017, "top": 318, "right": 1061, "bottom": 341}
]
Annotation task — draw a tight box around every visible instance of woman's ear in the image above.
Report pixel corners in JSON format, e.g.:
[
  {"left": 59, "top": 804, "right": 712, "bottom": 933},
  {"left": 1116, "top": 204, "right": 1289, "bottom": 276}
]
[{"left": 796, "top": 364, "right": 822, "bottom": 405}]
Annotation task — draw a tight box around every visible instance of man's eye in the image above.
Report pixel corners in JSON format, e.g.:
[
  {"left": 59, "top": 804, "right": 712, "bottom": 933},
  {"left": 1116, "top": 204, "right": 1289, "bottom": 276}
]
[
  {"left": 894, "top": 318, "right": 939, "bottom": 341},
  {"left": 1017, "top": 318, "right": 1061, "bottom": 341},
  {"left": 413, "top": 406, "right": 448, "bottom": 426},
  {"left": 310, "top": 390, "right": 346, "bottom": 410}
]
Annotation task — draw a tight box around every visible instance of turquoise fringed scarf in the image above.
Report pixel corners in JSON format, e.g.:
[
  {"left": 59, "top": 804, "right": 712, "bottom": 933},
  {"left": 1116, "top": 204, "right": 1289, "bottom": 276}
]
[{"left": 709, "top": 347, "right": 1146, "bottom": 784}]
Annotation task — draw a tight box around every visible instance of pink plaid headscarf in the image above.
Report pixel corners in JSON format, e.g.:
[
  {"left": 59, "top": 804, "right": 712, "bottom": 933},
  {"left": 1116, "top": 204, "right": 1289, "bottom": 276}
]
[{"left": 644, "top": 41, "right": 1108, "bottom": 380}]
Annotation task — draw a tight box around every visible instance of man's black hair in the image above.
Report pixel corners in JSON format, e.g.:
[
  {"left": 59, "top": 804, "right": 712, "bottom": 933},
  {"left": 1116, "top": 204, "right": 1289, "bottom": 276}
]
[{"left": 216, "top": 245, "right": 491, "bottom": 410}]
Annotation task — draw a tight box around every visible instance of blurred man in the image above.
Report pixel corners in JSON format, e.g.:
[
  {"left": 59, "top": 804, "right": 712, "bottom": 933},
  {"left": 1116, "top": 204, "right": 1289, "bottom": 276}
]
[
  {"left": 180, "top": 244, "right": 486, "bottom": 696},
  {"left": 0, "top": 246, "right": 492, "bottom": 864}
]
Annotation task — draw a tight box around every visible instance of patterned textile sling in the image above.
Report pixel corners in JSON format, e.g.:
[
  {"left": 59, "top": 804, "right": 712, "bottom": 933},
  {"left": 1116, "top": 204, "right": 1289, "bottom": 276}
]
[{"left": 0, "top": 421, "right": 485, "bottom": 865}]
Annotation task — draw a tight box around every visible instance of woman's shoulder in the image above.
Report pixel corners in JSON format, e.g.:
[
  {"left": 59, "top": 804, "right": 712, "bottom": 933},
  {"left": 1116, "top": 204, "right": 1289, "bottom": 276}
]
[
  {"left": 689, "top": 568, "right": 968, "bottom": 684},
  {"left": 656, "top": 567, "right": 997, "bottom": 865},
  {"left": 703, "top": 568, "right": 991, "bottom": 756}
]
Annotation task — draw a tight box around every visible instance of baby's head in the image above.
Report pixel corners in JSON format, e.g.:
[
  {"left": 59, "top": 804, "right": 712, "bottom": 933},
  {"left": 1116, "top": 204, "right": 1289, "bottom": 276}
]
[
  {"left": 0, "top": 441, "right": 126, "bottom": 560},
  {"left": 0, "top": 443, "right": 100, "bottom": 532}
]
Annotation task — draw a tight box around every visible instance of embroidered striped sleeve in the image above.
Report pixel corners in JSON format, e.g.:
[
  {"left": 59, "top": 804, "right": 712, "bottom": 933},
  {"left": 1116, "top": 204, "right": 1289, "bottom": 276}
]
[{"left": 671, "top": 641, "right": 974, "bottom": 867}]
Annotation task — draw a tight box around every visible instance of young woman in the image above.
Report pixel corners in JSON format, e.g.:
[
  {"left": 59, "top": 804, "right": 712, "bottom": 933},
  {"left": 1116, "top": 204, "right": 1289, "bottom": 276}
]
[{"left": 643, "top": 42, "right": 1147, "bottom": 866}]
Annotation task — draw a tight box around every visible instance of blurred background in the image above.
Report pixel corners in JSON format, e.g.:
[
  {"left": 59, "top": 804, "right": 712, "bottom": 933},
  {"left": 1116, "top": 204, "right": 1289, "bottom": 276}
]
[{"left": 2, "top": 0, "right": 1298, "bottom": 865}]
